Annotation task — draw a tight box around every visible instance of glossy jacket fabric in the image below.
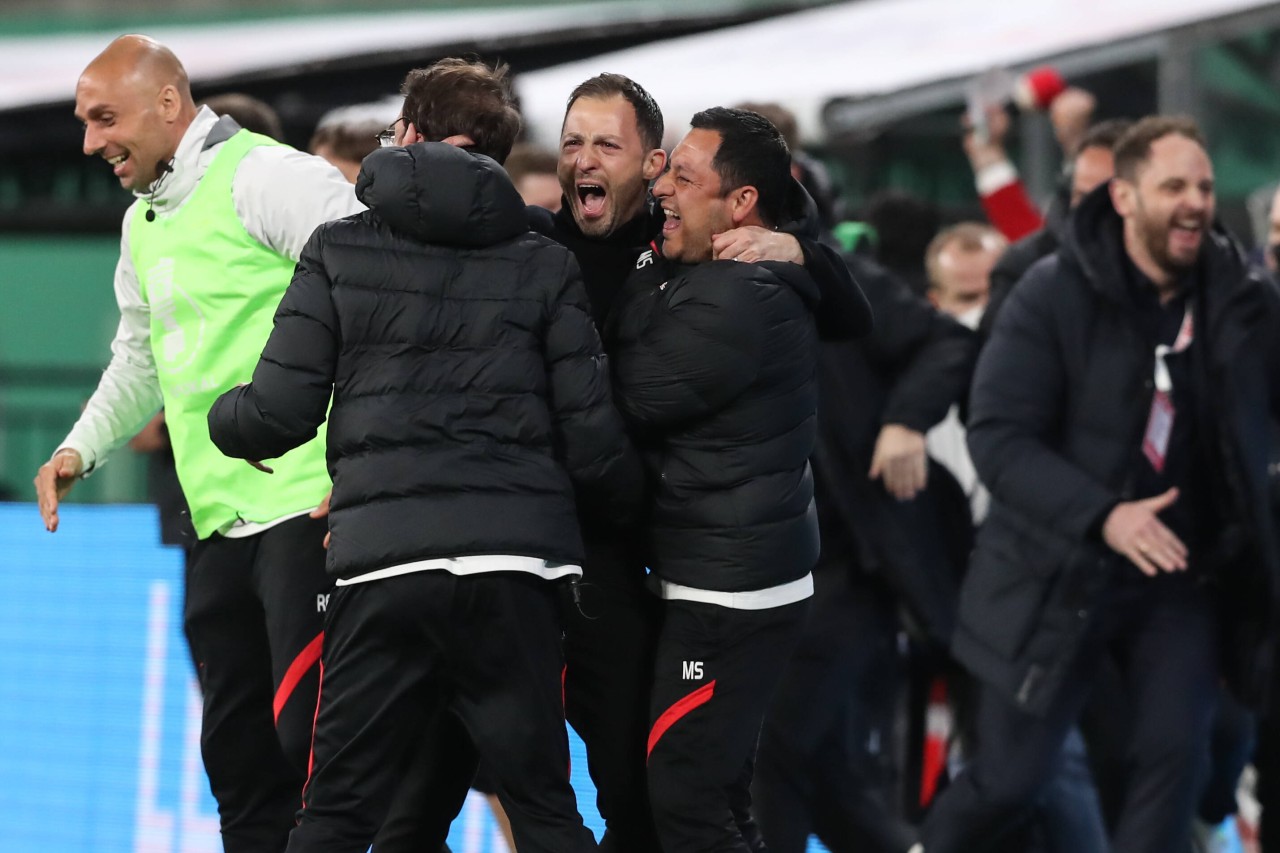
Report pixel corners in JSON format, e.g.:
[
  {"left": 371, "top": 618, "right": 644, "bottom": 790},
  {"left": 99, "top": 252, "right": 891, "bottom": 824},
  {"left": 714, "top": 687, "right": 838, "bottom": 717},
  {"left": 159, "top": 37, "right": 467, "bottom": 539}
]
[
  {"left": 209, "top": 142, "right": 641, "bottom": 581},
  {"left": 608, "top": 250, "right": 823, "bottom": 593}
]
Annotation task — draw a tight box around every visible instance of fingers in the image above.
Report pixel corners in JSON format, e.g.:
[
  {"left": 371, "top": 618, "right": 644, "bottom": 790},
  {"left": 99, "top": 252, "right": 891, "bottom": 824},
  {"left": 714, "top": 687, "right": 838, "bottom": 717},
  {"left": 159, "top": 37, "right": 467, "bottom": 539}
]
[
  {"left": 878, "top": 452, "right": 927, "bottom": 501},
  {"left": 1134, "top": 521, "right": 1188, "bottom": 573},
  {"left": 34, "top": 467, "right": 59, "bottom": 532},
  {"left": 323, "top": 531, "right": 331, "bottom": 550},
  {"left": 711, "top": 230, "right": 751, "bottom": 262},
  {"left": 310, "top": 489, "right": 332, "bottom": 519},
  {"left": 246, "top": 459, "right": 275, "bottom": 474},
  {"left": 1143, "top": 487, "right": 1179, "bottom": 513},
  {"left": 1126, "top": 543, "right": 1160, "bottom": 577}
]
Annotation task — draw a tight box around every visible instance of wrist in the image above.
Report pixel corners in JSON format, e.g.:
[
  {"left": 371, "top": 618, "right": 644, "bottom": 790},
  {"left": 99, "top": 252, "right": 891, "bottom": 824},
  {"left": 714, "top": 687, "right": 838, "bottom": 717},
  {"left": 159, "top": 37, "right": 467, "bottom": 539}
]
[{"left": 975, "top": 160, "right": 1020, "bottom": 196}]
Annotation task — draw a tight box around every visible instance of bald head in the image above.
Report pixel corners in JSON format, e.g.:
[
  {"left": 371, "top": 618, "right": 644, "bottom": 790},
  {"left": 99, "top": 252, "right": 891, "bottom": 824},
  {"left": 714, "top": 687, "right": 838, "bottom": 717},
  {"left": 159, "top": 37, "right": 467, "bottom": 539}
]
[{"left": 76, "top": 35, "right": 199, "bottom": 192}]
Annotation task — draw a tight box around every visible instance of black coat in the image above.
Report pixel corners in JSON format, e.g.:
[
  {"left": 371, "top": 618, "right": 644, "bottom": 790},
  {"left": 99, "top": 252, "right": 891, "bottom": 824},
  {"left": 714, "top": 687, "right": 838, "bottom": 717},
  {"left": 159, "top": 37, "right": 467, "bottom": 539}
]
[
  {"left": 811, "top": 256, "right": 977, "bottom": 646},
  {"left": 609, "top": 250, "right": 822, "bottom": 592},
  {"left": 209, "top": 142, "right": 641, "bottom": 581},
  {"left": 954, "top": 184, "right": 1280, "bottom": 714}
]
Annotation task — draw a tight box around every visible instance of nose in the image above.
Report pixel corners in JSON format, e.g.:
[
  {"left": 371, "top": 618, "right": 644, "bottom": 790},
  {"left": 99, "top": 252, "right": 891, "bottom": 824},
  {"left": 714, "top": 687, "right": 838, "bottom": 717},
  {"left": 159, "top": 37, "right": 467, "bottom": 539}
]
[
  {"left": 652, "top": 171, "right": 673, "bottom": 199},
  {"left": 83, "top": 124, "right": 103, "bottom": 157},
  {"left": 575, "top": 146, "right": 600, "bottom": 175}
]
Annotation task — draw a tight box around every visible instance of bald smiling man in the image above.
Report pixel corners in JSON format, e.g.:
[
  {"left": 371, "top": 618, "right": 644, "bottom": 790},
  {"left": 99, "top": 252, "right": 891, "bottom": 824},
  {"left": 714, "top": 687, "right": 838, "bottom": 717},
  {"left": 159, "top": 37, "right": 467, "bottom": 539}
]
[{"left": 34, "top": 35, "right": 363, "bottom": 852}]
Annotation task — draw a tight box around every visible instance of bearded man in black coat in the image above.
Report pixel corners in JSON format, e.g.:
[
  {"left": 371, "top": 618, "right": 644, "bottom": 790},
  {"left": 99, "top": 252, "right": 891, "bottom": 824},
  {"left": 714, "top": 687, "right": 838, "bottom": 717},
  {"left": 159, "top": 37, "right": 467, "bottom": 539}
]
[{"left": 919, "top": 116, "right": 1280, "bottom": 853}]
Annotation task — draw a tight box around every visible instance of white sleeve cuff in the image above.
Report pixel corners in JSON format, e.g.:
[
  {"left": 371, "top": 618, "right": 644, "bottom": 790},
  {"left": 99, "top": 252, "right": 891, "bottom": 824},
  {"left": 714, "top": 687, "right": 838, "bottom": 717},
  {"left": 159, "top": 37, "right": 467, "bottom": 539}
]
[{"left": 975, "top": 160, "right": 1020, "bottom": 196}]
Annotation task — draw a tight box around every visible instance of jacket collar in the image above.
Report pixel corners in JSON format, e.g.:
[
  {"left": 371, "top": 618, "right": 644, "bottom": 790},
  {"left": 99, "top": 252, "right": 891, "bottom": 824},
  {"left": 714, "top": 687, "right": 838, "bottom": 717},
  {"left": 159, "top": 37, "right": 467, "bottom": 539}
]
[{"left": 135, "top": 105, "right": 224, "bottom": 216}]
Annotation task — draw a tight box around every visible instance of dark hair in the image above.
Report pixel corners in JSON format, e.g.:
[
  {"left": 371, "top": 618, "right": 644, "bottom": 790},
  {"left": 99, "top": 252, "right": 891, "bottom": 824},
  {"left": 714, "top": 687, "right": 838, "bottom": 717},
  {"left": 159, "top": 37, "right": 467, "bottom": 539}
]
[
  {"left": 400, "top": 58, "right": 521, "bottom": 163},
  {"left": 308, "top": 121, "right": 381, "bottom": 164},
  {"left": 200, "top": 93, "right": 284, "bottom": 141},
  {"left": 733, "top": 101, "right": 799, "bottom": 150},
  {"left": 1113, "top": 115, "right": 1206, "bottom": 182},
  {"left": 564, "top": 73, "right": 663, "bottom": 151},
  {"left": 1073, "top": 118, "right": 1133, "bottom": 156},
  {"left": 688, "top": 106, "right": 791, "bottom": 228}
]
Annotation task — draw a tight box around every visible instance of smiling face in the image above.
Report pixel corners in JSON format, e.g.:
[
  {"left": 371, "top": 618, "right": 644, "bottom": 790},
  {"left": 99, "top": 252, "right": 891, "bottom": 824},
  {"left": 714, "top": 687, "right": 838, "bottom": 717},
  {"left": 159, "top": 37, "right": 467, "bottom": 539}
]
[
  {"left": 74, "top": 37, "right": 193, "bottom": 193},
  {"left": 558, "top": 94, "right": 665, "bottom": 238},
  {"left": 651, "top": 128, "right": 738, "bottom": 264},
  {"left": 1111, "top": 134, "right": 1215, "bottom": 286}
]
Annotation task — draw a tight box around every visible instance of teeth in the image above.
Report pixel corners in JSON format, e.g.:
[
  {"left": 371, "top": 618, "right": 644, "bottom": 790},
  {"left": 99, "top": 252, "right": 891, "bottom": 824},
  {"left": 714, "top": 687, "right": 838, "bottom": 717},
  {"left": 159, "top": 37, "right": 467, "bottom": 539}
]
[
  {"left": 663, "top": 207, "right": 680, "bottom": 220},
  {"left": 107, "top": 154, "right": 127, "bottom": 165}
]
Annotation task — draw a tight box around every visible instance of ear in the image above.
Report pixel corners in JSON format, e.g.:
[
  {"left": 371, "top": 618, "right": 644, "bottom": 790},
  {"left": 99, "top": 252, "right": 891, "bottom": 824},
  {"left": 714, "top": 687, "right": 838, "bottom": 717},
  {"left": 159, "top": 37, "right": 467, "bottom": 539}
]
[
  {"left": 926, "top": 289, "right": 941, "bottom": 309},
  {"left": 642, "top": 148, "right": 667, "bottom": 182},
  {"left": 157, "top": 84, "right": 181, "bottom": 122},
  {"left": 440, "top": 133, "right": 476, "bottom": 149},
  {"left": 727, "top": 185, "right": 761, "bottom": 227},
  {"left": 1110, "top": 177, "right": 1135, "bottom": 218},
  {"left": 402, "top": 122, "right": 424, "bottom": 145}
]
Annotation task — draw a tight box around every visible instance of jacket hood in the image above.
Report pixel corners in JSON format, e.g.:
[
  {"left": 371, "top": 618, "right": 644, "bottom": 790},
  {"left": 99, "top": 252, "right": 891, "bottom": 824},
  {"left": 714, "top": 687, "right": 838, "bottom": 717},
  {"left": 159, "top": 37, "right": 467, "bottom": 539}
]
[
  {"left": 1060, "top": 181, "right": 1247, "bottom": 303},
  {"left": 356, "top": 142, "right": 528, "bottom": 247}
]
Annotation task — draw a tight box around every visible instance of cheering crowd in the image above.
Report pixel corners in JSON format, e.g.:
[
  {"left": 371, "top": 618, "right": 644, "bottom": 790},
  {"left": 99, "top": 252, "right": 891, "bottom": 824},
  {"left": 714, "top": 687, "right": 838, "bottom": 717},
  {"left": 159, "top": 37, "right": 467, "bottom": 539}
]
[{"left": 32, "top": 32, "right": 1280, "bottom": 853}]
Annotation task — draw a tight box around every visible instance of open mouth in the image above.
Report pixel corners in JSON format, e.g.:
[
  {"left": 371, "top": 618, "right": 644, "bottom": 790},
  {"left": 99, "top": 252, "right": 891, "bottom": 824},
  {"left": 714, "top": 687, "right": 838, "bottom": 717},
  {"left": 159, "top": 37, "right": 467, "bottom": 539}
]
[
  {"left": 661, "top": 205, "right": 681, "bottom": 232},
  {"left": 577, "top": 183, "right": 606, "bottom": 217},
  {"left": 1170, "top": 218, "right": 1204, "bottom": 247},
  {"left": 106, "top": 152, "right": 129, "bottom": 175}
]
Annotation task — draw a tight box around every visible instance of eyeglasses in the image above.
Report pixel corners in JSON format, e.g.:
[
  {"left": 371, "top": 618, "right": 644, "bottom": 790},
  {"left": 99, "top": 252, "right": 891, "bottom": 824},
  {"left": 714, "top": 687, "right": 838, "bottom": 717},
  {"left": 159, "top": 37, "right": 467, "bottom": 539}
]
[{"left": 376, "top": 117, "right": 405, "bottom": 148}]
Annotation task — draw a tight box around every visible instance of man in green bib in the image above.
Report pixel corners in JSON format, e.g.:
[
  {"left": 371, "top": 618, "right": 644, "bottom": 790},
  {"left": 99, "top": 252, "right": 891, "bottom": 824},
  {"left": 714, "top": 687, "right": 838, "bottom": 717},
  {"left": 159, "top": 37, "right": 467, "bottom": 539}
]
[{"left": 33, "top": 35, "right": 363, "bottom": 853}]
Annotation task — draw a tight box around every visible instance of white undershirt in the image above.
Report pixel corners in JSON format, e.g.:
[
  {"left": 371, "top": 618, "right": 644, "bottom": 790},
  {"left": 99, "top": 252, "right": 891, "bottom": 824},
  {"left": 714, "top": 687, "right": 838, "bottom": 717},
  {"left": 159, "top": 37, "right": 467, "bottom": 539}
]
[
  {"left": 336, "top": 555, "right": 582, "bottom": 586},
  {"left": 654, "top": 572, "right": 814, "bottom": 611}
]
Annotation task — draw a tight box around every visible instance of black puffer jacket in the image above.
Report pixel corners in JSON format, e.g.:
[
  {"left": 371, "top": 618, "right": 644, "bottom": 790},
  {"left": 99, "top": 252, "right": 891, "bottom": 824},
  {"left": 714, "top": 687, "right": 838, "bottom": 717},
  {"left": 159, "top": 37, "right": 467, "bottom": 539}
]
[
  {"left": 209, "top": 142, "right": 641, "bottom": 581},
  {"left": 954, "top": 184, "right": 1280, "bottom": 713},
  {"left": 608, "top": 250, "right": 822, "bottom": 592}
]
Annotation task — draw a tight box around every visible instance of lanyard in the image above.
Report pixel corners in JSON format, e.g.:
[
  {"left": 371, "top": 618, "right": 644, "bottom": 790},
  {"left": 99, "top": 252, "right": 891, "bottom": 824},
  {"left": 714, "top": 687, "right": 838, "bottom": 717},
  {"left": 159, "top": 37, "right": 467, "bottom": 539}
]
[{"left": 1153, "top": 306, "right": 1194, "bottom": 394}]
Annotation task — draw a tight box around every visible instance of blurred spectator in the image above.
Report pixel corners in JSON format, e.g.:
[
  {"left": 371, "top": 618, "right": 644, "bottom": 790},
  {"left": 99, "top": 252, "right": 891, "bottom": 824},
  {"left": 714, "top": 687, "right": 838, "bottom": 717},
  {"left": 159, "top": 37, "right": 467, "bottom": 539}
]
[
  {"left": 199, "top": 92, "right": 284, "bottom": 140},
  {"left": 924, "top": 223, "right": 1007, "bottom": 326},
  {"left": 754, "top": 251, "right": 975, "bottom": 853},
  {"left": 961, "top": 79, "right": 1099, "bottom": 242},
  {"left": 980, "top": 119, "right": 1132, "bottom": 340},
  {"left": 504, "top": 142, "right": 561, "bottom": 211},
  {"left": 920, "top": 115, "right": 1280, "bottom": 853},
  {"left": 922, "top": 223, "right": 1004, "bottom": 524},
  {"left": 308, "top": 101, "right": 398, "bottom": 184},
  {"left": 861, "top": 190, "right": 942, "bottom": 296},
  {"left": 1265, "top": 183, "right": 1280, "bottom": 273}
]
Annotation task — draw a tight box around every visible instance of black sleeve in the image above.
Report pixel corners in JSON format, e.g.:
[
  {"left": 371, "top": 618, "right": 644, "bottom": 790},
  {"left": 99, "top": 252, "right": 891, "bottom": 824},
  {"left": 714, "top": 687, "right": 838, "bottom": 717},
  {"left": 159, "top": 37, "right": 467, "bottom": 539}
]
[
  {"left": 208, "top": 233, "right": 338, "bottom": 461},
  {"left": 613, "top": 264, "right": 763, "bottom": 430},
  {"left": 850, "top": 257, "right": 976, "bottom": 433},
  {"left": 541, "top": 248, "right": 644, "bottom": 518},
  {"left": 798, "top": 238, "right": 874, "bottom": 339},
  {"left": 979, "top": 231, "right": 1052, "bottom": 342},
  {"left": 1265, "top": 274, "right": 1280, "bottom": 424},
  {"left": 966, "top": 261, "right": 1118, "bottom": 540},
  {"left": 778, "top": 178, "right": 873, "bottom": 339}
]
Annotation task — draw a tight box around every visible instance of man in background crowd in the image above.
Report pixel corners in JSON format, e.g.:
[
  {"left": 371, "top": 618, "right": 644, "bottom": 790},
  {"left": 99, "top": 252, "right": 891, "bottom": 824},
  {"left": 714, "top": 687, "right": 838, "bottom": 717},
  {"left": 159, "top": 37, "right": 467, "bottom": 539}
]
[{"left": 919, "top": 116, "right": 1280, "bottom": 853}]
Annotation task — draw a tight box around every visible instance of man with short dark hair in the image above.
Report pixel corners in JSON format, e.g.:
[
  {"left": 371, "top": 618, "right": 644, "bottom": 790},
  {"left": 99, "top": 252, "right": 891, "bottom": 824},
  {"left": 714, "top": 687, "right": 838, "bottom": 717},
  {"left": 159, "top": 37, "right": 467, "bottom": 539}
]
[
  {"left": 517, "top": 74, "right": 869, "bottom": 853},
  {"left": 399, "top": 58, "right": 521, "bottom": 163},
  {"left": 917, "top": 115, "right": 1280, "bottom": 853},
  {"left": 609, "top": 106, "right": 831, "bottom": 853},
  {"left": 210, "top": 57, "right": 630, "bottom": 853}
]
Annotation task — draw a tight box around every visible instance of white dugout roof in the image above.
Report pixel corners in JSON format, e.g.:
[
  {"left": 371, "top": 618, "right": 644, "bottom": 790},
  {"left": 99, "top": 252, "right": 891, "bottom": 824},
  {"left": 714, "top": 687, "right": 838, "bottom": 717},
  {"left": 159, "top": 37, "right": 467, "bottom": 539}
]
[
  {"left": 515, "top": 0, "right": 1280, "bottom": 147},
  {"left": 0, "top": 0, "right": 765, "bottom": 112}
]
